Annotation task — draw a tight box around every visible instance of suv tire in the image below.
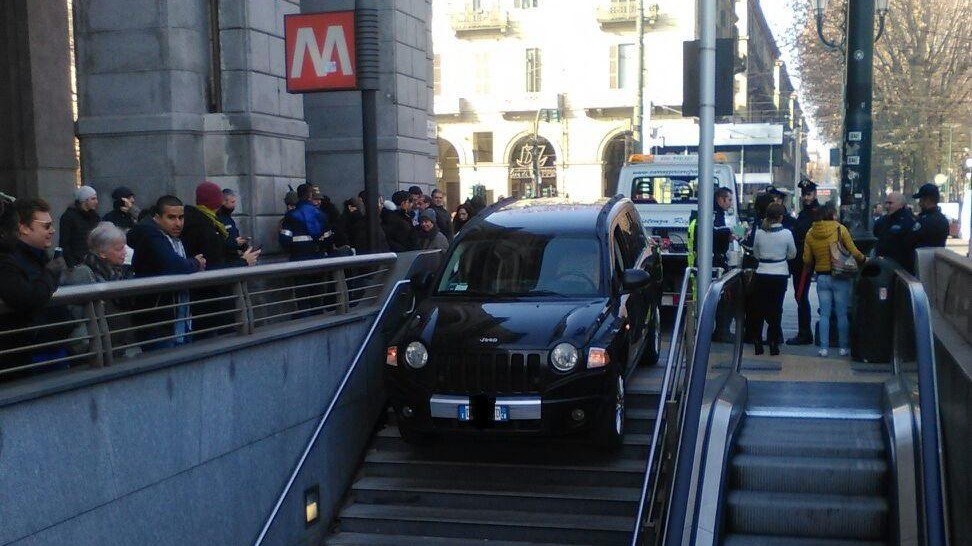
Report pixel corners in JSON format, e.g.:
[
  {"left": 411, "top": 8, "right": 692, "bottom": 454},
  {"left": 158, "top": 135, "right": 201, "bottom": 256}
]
[
  {"left": 641, "top": 310, "right": 661, "bottom": 366},
  {"left": 592, "top": 373, "right": 625, "bottom": 449}
]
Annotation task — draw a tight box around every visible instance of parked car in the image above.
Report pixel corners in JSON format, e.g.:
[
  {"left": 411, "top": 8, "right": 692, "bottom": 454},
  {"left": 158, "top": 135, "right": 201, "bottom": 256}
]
[{"left": 385, "top": 196, "right": 662, "bottom": 447}]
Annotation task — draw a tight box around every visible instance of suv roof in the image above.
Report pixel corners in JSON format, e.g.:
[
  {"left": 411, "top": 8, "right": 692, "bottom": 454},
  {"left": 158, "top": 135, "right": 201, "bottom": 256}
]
[{"left": 467, "top": 197, "right": 622, "bottom": 236}]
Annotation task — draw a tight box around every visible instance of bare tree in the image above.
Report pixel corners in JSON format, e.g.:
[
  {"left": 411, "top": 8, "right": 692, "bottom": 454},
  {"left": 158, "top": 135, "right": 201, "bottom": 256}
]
[{"left": 785, "top": 0, "right": 972, "bottom": 196}]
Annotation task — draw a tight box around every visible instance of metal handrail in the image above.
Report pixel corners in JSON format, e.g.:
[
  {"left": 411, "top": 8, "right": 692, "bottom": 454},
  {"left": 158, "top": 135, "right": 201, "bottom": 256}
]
[
  {"left": 252, "top": 279, "right": 412, "bottom": 546},
  {"left": 662, "top": 268, "right": 744, "bottom": 546},
  {"left": 891, "top": 270, "right": 948, "bottom": 546},
  {"left": 0, "top": 253, "right": 397, "bottom": 378},
  {"left": 630, "top": 267, "right": 695, "bottom": 545}
]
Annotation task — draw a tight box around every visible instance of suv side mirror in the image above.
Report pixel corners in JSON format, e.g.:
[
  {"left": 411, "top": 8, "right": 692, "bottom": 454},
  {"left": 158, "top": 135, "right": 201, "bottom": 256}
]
[{"left": 621, "top": 268, "right": 651, "bottom": 292}]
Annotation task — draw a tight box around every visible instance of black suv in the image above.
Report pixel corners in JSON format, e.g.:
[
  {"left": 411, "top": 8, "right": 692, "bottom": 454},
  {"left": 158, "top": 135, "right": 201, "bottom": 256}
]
[{"left": 385, "top": 197, "right": 662, "bottom": 447}]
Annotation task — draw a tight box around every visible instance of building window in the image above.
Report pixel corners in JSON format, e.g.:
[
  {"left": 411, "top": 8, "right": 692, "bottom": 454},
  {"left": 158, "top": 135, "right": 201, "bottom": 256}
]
[
  {"left": 609, "top": 44, "right": 635, "bottom": 90},
  {"left": 433, "top": 54, "right": 441, "bottom": 96},
  {"left": 525, "top": 48, "right": 542, "bottom": 93},
  {"left": 474, "top": 52, "right": 491, "bottom": 94},
  {"left": 516, "top": 0, "right": 539, "bottom": 7},
  {"left": 473, "top": 132, "right": 494, "bottom": 163}
]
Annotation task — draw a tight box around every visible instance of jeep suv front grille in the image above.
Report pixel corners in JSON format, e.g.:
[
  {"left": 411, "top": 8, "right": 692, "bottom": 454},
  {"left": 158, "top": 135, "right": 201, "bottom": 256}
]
[{"left": 433, "top": 350, "right": 545, "bottom": 394}]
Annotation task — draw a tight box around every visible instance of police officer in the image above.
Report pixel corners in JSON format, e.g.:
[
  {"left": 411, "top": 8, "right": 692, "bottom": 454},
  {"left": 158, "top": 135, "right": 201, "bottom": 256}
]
[
  {"left": 689, "top": 187, "right": 734, "bottom": 340},
  {"left": 279, "top": 183, "right": 328, "bottom": 261},
  {"left": 873, "top": 191, "right": 915, "bottom": 272},
  {"left": 908, "top": 183, "right": 949, "bottom": 260},
  {"left": 786, "top": 179, "right": 819, "bottom": 345}
]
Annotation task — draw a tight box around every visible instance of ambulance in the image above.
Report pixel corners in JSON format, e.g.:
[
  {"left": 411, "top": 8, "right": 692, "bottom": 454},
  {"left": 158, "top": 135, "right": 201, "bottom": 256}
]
[{"left": 615, "top": 153, "right": 740, "bottom": 307}]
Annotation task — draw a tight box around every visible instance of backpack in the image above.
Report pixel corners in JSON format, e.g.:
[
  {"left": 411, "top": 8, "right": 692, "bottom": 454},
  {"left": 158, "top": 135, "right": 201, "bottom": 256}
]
[{"left": 829, "top": 225, "right": 858, "bottom": 279}]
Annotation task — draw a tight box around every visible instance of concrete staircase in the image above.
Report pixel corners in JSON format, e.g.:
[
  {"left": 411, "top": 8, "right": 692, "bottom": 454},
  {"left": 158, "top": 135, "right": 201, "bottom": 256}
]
[{"left": 325, "top": 367, "right": 664, "bottom": 546}]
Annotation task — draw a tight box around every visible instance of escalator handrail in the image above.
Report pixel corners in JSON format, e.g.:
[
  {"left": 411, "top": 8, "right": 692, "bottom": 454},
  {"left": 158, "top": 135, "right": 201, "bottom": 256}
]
[
  {"left": 630, "top": 267, "right": 696, "bottom": 546},
  {"left": 892, "top": 270, "right": 947, "bottom": 546},
  {"left": 252, "top": 279, "right": 413, "bottom": 546},
  {"left": 663, "top": 269, "right": 745, "bottom": 546}
]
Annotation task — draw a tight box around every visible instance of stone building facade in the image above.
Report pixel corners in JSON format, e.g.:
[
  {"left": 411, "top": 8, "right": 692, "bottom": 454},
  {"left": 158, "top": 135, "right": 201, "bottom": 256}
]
[{"left": 2, "top": 0, "right": 435, "bottom": 252}]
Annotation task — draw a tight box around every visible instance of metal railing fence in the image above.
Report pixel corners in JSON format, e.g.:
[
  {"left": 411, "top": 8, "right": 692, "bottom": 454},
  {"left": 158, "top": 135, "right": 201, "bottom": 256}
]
[
  {"left": 630, "top": 267, "right": 694, "bottom": 545},
  {"left": 0, "top": 253, "right": 397, "bottom": 380}
]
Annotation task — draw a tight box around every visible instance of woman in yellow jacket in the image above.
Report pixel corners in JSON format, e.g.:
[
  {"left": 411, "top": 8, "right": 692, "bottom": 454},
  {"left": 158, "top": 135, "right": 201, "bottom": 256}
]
[{"left": 803, "top": 203, "right": 865, "bottom": 357}]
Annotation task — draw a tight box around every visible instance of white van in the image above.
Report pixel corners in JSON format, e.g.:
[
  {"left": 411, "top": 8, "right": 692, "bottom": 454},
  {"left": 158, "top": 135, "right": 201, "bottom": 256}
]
[{"left": 616, "top": 153, "right": 740, "bottom": 305}]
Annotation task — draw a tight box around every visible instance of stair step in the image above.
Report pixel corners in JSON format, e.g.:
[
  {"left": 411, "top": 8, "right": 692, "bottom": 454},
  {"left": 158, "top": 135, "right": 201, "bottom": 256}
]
[
  {"left": 730, "top": 454, "right": 888, "bottom": 495},
  {"left": 727, "top": 490, "right": 888, "bottom": 540},
  {"left": 361, "top": 451, "right": 644, "bottom": 487},
  {"left": 351, "top": 476, "right": 639, "bottom": 516},
  {"left": 723, "top": 534, "right": 887, "bottom": 546},
  {"left": 336, "top": 504, "right": 630, "bottom": 545},
  {"left": 326, "top": 533, "right": 576, "bottom": 546}
]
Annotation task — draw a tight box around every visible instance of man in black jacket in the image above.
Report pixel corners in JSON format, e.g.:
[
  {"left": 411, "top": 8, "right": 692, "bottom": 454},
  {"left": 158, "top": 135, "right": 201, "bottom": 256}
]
[
  {"left": 103, "top": 186, "right": 138, "bottom": 231},
  {"left": 0, "top": 198, "right": 69, "bottom": 372},
  {"left": 59, "top": 185, "right": 101, "bottom": 267},
  {"left": 382, "top": 191, "right": 418, "bottom": 252},
  {"left": 430, "top": 188, "right": 455, "bottom": 242},
  {"left": 908, "top": 183, "right": 949, "bottom": 257},
  {"left": 786, "top": 180, "right": 819, "bottom": 345},
  {"left": 873, "top": 191, "right": 915, "bottom": 273}
]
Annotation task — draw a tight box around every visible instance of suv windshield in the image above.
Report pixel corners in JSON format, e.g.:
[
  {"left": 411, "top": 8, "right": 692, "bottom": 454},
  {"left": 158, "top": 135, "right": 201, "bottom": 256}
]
[
  {"left": 437, "top": 231, "right": 603, "bottom": 297},
  {"left": 630, "top": 176, "right": 720, "bottom": 204}
]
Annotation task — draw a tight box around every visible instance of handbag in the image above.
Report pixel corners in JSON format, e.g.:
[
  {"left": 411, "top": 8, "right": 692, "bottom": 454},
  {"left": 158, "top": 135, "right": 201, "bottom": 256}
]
[{"left": 829, "top": 225, "right": 859, "bottom": 279}]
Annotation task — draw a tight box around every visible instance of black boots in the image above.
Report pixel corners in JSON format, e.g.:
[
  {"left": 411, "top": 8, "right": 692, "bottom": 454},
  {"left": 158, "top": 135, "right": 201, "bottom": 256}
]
[
  {"left": 769, "top": 342, "right": 781, "bottom": 356},
  {"left": 754, "top": 339, "right": 764, "bottom": 356}
]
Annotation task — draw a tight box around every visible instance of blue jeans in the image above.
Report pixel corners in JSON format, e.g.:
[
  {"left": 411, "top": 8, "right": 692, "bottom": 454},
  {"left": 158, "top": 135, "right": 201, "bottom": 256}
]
[{"left": 816, "top": 274, "right": 852, "bottom": 349}]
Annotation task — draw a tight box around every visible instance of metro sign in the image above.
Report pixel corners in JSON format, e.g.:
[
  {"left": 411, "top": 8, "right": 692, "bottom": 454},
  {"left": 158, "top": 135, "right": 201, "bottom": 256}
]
[{"left": 285, "top": 11, "right": 357, "bottom": 92}]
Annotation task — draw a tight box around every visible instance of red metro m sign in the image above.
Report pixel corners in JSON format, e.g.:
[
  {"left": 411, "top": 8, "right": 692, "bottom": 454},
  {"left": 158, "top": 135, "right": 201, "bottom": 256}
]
[{"left": 285, "top": 11, "right": 357, "bottom": 92}]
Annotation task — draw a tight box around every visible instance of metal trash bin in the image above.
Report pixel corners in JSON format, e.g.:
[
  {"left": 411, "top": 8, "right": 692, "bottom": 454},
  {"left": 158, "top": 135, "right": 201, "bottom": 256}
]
[{"left": 851, "top": 257, "right": 899, "bottom": 363}]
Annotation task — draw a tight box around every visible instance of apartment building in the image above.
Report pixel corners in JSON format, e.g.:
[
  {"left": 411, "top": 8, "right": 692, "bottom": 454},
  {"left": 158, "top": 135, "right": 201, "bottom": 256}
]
[{"left": 432, "top": 0, "right": 807, "bottom": 209}]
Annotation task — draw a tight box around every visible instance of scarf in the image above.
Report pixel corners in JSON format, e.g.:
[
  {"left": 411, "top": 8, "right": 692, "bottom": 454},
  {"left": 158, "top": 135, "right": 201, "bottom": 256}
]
[{"left": 197, "top": 205, "right": 228, "bottom": 238}]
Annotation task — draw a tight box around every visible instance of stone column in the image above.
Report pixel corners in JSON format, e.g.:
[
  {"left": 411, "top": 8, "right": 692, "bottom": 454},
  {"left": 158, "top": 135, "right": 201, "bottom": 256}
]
[
  {"left": 303, "top": 0, "right": 436, "bottom": 205},
  {"left": 0, "top": 0, "right": 77, "bottom": 214},
  {"left": 74, "top": 0, "right": 308, "bottom": 252}
]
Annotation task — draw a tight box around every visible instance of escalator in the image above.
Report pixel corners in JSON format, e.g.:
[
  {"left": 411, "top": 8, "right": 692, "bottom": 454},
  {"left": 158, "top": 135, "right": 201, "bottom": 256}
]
[
  {"left": 663, "top": 268, "right": 947, "bottom": 546},
  {"left": 722, "top": 382, "right": 890, "bottom": 545}
]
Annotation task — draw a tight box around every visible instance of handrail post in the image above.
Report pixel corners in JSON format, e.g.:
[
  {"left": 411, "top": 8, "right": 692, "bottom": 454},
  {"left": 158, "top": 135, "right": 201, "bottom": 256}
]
[
  {"left": 234, "top": 281, "right": 254, "bottom": 336},
  {"left": 85, "top": 300, "right": 106, "bottom": 368},
  {"left": 335, "top": 268, "right": 350, "bottom": 314}
]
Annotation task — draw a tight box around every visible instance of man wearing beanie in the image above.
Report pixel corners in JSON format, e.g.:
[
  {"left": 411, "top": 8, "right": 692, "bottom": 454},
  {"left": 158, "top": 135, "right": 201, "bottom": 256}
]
[
  {"left": 103, "top": 186, "right": 139, "bottom": 231},
  {"left": 59, "top": 185, "right": 101, "bottom": 267}
]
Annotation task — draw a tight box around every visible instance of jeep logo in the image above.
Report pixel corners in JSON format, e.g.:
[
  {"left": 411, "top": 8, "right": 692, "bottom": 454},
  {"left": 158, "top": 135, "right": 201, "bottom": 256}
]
[{"left": 479, "top": 337, "right": 498, "bottom": 343}]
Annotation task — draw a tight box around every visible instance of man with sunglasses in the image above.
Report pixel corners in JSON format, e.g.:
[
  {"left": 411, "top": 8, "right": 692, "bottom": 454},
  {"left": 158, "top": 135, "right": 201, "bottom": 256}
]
[
  {"left": 873, "top": 191, "right": 916, "bottom": 273},
  {"left": 0, "top": 198, "right": 70, "bottom": 371}
]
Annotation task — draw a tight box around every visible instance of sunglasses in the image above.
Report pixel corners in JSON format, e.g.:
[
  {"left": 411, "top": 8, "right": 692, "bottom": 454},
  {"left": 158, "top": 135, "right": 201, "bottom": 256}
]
[{"left": 32, "top": 220, "right": 55, "bottom": 231}]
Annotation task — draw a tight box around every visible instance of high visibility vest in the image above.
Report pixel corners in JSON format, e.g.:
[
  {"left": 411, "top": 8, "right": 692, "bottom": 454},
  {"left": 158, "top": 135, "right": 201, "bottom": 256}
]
[{"left": 687, "top": 218, "right": 697, "bottom": 268}]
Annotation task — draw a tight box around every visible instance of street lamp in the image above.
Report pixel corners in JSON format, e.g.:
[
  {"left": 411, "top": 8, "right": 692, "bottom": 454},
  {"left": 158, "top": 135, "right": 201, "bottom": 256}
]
[{"left": 814, "top": 0, "right": 891, "bottom": 237}]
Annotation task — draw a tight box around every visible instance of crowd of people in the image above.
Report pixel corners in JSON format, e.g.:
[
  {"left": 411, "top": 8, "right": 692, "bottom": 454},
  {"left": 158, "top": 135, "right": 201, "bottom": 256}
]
[
  {"left": 0, "top": 179, "right": 488, "bottom": 374},
  {"left": 695, "top": 179, "right": 949, "bottom": 359}
]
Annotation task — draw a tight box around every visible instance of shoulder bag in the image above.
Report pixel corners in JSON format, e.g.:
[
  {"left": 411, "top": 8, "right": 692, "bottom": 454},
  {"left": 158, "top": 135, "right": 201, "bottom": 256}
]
[{"left": 829, "top": 225, "right": 859, "bottom": 279}]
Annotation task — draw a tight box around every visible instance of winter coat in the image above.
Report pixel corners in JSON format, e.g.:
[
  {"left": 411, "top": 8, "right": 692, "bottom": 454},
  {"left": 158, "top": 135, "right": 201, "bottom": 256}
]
[
  {"left": 873, "top": 207, "right": 916, "bottom": 272},
  {"left": 0, "top": 242, "right": 69, "bottom": 370},
  {"left": 342, "top": 209, "right": 369, "bottom": 252},
  {"left": 802, "top": 220, "right": 865, "bottom": 273},
  {"left": 416, "top": 225, "right": 449, "bottom": 252},
  {"left": 789, "top": 200, "right": 819, "bottom": 274},
  {"left": 382, "top": 209, "right": 417, "bottom": 252},
  {"left": 59, "top": 205, "right": 102, "bottom": 267},
  {"left": 280, "top": 200, "right": 327, "bottom": 260},
  {"left": 103, "top": 208, "right": 137, "bottom": 231}
]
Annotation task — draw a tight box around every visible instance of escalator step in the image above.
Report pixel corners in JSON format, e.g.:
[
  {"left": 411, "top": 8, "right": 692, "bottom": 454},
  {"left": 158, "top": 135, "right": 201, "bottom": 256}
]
[
  {"left": 736, "top": 418, "right": 885, "bottom": 458},
  {"left": 727, "top": 490, "right": 888, "bottom": 540},
  {"left": 723, "top": 534, "right": 887, "bottom": 546},
  {"left": 731, "top": 454, "right": 887, "bottom": 496}
]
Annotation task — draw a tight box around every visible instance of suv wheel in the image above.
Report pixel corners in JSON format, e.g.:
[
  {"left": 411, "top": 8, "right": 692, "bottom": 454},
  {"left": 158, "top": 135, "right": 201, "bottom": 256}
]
[
  {"left": 592, "top": 373, "right": 625, "bottom": 449},
  {"left": 641, "top": 310, "right": 661, "bottom": 366}
]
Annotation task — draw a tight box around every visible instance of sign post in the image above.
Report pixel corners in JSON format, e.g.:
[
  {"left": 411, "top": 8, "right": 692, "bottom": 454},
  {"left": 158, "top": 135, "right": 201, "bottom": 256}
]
[{"left": 285, "top": 6, "right": 381, "bottom": 251}]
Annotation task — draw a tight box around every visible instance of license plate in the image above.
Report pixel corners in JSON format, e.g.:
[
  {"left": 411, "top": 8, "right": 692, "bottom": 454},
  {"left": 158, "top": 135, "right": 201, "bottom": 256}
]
[
  {"left": 662, "top": 294, "right": 674, "bottom": 306},
  {"left": 458, "top": 404, "right": 509, "bottom": 422}
]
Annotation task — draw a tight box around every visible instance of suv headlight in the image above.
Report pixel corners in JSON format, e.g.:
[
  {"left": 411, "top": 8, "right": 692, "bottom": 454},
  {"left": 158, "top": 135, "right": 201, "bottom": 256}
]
[
  {"left": 404, "top": 341, "right": 428, "bottom": 369},
  {"left": 550, "top": 343, "right": 579, "bottom": 372}
]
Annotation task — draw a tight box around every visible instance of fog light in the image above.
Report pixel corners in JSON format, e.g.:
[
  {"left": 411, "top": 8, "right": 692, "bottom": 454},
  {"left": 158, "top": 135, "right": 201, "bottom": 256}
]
[
  {"left": 571, "top": 409, "right": 586, "bottom": 422},
  {"left": 402, "top": 406, "right": 414, "bottom": 418}
]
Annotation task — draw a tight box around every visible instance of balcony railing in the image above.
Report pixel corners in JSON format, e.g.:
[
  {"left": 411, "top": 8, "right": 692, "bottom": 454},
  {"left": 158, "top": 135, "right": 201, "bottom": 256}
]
[
  {"left": 597, "top": 1, "right": 660, "bottom": 28},
  {"left": 451, "top": 8, "right": 510, "bottom": 36}
]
